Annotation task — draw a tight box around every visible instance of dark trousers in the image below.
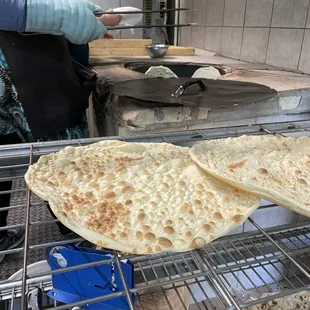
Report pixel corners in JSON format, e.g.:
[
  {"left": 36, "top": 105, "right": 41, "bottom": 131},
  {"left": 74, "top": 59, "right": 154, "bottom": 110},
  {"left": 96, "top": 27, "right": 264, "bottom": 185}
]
[{"left": 0, "top": 133, "right": 71, "bottom": 238}]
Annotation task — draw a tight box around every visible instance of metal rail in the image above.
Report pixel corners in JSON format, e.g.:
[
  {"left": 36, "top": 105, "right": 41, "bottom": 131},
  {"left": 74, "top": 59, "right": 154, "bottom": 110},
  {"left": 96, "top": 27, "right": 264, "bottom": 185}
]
[
  {"left": 0, "top": 120, "right": 310, "bottom": 309},
  {"left": 106, "top": 23, "right": 193, "bottom": 31},
  {"left": 94, "top": 8, "right": 190, "bottom": 16},
  {"left": 20, "top": 146, "right": 32, "bottom": 309}
]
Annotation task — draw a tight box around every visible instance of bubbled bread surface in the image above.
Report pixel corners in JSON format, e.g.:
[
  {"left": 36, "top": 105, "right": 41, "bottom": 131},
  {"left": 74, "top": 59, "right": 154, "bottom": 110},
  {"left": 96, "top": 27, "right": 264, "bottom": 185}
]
[{"left": 25, "top": 141, "right": 259, "bottom": 254}]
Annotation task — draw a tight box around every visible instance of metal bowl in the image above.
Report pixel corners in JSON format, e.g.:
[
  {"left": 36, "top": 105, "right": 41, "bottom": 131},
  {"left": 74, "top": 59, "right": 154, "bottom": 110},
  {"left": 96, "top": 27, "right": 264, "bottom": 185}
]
[{"left": 145, "top": 44, "right": 169, "bottom": 59}]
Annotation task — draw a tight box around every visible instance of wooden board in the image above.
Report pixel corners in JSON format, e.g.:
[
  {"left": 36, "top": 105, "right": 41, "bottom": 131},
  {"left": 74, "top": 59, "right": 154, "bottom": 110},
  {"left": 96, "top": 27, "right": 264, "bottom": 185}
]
[
  {"left": 89, "top": 46, "right": 195, "bottom": 57},
  {"left": 89, "top": 39, "right": 195, "bottom": 57},
  {"left": 89, "top": 39, "right": 152, "bottom": 48},
  {"left": 166, "top": 46, "right": 195, "bottom": 56}
]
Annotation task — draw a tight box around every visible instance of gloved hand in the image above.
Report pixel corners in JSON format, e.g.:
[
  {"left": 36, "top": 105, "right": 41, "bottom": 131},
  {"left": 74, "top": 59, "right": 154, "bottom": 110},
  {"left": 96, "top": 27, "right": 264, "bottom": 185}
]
[
  {"left": 98, "top": 9, "right": 122, "bottom": 27},
  {"left": 26, "top": 0, "right": 107, "bottom": 44}
]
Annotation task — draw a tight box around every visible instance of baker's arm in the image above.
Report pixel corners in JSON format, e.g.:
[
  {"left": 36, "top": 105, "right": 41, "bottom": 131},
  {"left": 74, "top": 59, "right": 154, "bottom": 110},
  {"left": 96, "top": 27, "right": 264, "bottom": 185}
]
[
  {"left": 0, "top": 0, "right": 27, "bottom": 32},
  {"left": 0, "top": 0, "right": 108, "bottom": 44}
]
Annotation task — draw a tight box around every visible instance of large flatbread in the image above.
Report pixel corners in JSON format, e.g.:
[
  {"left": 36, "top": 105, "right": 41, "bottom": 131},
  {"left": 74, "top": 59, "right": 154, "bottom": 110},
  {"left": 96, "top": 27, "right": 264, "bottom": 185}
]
[
  {"left": 25, "top": 141, "right": 259, "bottom": 254},
  {"left": 190, "top": 135, "right": 310, "bottom": 218}
]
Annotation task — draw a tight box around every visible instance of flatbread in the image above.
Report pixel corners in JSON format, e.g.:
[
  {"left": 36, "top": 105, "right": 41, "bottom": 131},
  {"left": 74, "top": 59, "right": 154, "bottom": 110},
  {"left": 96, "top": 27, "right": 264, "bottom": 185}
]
[
  {"left": 190, "top": 135, "right": 310, "bottom": 218},
  {"left": 25, "top": 141, "right": 259, "bottom": 254},
  {"left": 145, "top": 66, "right": 178, "bottom": 79},
  {"left": 247, "top": 291, "right": 310, "bottom": 309},
  {"left": 191, "top": 67, "right": 221, "bottom": 80}
]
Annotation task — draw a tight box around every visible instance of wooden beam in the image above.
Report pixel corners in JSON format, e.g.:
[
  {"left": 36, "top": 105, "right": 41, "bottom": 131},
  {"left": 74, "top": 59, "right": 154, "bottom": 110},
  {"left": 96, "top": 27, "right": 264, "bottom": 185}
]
[
  {"left": 89, "top": 45, "right": 195, "bottom": 57},
  {"left": 89, "top": 39, "right": 152, "bottom": 48},
  {"left": 166, "top": 46, "right": 195, "bottom": 56}
]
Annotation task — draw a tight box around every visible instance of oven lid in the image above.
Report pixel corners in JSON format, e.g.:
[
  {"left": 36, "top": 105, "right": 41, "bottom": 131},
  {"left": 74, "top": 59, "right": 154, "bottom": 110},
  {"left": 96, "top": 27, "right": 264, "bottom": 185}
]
[{"left": 112, "top": 78, "right": 277, "bottom": 108}]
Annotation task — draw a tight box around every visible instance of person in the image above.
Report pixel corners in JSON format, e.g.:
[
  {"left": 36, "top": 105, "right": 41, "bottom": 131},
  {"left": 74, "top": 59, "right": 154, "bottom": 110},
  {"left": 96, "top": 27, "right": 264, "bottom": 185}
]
[{"left": 0, "top": 0, "right": 121, "bottom": 263}]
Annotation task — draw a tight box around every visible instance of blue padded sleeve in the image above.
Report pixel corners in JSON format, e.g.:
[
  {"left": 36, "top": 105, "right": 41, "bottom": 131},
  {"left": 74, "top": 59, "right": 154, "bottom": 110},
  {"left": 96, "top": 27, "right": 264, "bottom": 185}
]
[
  {"left": 0, "top": 0, "right": 27, "bottom": 32},
  {"left": 25, "top": 0, "right": 107, "bottom": 44}
]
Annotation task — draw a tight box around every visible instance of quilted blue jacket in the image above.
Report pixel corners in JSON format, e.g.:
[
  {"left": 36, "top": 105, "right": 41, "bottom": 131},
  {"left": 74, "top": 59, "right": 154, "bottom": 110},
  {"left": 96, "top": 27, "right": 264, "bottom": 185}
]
[{"left": 0, "top": 0, "right": 107, "bottom": 44}]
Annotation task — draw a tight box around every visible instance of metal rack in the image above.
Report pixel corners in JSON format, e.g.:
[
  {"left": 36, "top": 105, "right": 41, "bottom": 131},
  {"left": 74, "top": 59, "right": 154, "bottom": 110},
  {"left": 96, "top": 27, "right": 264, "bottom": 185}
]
[{"left": 1, "top": 119, "right": 310, "bottom": 309}]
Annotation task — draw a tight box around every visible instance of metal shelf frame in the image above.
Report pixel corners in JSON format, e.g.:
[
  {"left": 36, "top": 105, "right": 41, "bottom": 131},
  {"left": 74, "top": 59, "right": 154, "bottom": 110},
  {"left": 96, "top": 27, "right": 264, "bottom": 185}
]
[{"left": 1, "top": 119, "right": 310, "bottom": 309}]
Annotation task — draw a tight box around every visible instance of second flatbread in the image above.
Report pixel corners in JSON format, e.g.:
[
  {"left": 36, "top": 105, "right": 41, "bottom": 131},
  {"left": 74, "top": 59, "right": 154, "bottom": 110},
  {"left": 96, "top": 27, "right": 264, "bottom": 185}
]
[{"left": 190, "top": 135, "right": 310, "bottom": 217}]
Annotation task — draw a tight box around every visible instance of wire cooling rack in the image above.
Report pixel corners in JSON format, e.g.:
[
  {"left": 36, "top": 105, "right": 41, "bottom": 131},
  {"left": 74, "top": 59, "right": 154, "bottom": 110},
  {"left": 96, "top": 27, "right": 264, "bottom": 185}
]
[{"left": 0, "top": 120, "right": 310, "bottom": 309}]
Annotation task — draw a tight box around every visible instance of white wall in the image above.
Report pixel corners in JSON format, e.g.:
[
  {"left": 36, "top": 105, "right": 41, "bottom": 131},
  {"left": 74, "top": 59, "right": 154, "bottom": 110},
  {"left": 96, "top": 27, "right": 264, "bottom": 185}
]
[{"left": 182, "top": 0, "right": 310, "bottom": 74}]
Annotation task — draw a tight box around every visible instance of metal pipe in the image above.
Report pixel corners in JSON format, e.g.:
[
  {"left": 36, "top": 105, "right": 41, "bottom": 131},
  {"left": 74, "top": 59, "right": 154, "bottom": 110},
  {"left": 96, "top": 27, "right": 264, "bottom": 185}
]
[
  {"left": 0, "top": 223, "right": 24, "bottom": 232},
  {"left": 0, "top": 189, "right": 26, "bottom": 196},
  {"left": 176, "top": 0, "right": 181, "bottom": 46},
  {"left": 20, "top": 145, "right": 33, "bottom": 310},
  {"left": 106, "top": 23, "right": 192, "bottom": 30},
  {"left": 193, "top": 250, "right": 241, "bottom": 309},
  {"left": 0, "top": 276, "right": 51, "bottom": 293},
  {"left": 1, "top": 120, "right": 307, "bottom": 157},
  {"left": 0, "top": 258, "right": 115, "bottom": 292},
  {"left": 94, "top": 8, "right": 189, "bottom": 16},
  {"left": 248, "top": 218, "right": 310, "bottom": 280},
  {"left": 114, "top": 251, "right": 135, "bottom": 310},
  {"left": 0, "top": 164, "right": 28, "bottom": 170},
  {"left": 166, "top": 0, "right": 175, "bottom": 45}
]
